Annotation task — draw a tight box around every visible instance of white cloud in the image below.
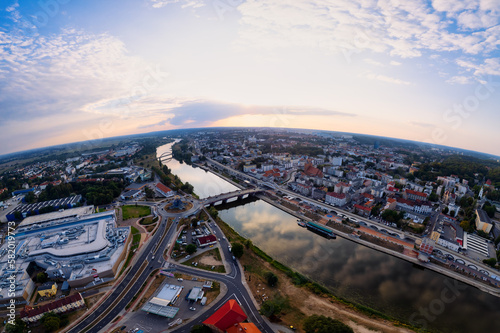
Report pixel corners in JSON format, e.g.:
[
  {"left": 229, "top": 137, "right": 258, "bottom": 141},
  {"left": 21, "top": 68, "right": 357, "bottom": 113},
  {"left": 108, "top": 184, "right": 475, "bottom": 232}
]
[
  {"left": 390, "top": 60, "right": 401, "bottom": 66},
  {"left": 446, "top": 75, "right": 475, "bottom": 84},
  {"left": 362, "top": 72, "right": 411, "bottom": 85},
  {"left": 235, "top": 0, "right": 500, "bottom": 72},
  {"left": 149, "top": 0, "right": 205, "bottom": 9},
  {"left": 364, "top": 58, "right": 384, "bottom": 66}
]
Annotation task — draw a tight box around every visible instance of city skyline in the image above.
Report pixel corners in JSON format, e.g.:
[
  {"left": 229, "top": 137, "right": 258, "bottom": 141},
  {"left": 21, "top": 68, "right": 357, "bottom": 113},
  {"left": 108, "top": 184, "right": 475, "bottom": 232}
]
[{"left": 1, "top": 0, "right": 500, "bottom": 156}]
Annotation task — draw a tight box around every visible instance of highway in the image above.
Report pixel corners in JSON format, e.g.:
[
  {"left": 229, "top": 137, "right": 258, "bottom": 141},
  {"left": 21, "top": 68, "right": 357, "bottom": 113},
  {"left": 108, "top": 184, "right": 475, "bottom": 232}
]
[{"left": 68, "top": 204, "right": 176, "bottom": 333}]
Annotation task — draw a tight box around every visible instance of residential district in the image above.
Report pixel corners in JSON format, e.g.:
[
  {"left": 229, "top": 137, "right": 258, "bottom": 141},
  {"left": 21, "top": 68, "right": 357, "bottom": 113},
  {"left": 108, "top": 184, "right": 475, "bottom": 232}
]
[{"left": 1, "top": 128, "right": 500, "bottom": 333}]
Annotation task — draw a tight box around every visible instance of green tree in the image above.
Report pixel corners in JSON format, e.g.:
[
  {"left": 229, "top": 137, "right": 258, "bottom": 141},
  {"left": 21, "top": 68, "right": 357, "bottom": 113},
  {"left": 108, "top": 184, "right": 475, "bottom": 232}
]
[
  {"left": 5, "top": 319, "right": 27, "bottom": 333},
  {"left": 442, "top": 207, "right": 449, "bottom": 215},
  {"left": 265, "top": 271, "right": 279, "bottom": 287},
  {"left": 428, "top": 192, "right": 439, "bottom": 202},
  {"left": 303, "top": 315, "right": 353, "bottom": 333},
  {"left": 190, "top": 325, "right": 211, "bottom": 333},
  {"left": 186, "top": 244, "right": 197, "bottom": 255},
  {"left": 483, "top": 258, "right": 497, "bottom": 268},
  {"left": 231, "top": 242, "right": 244, "bottom": 258},
  {"left": 208, "top": 206, "right": 218, "bottom": 219},
  {"left": 37, "top": 272, "right": 48, "bottom": 283},
  {"left": 259, "top": 295, "right": 289, "bottom": 318},
  {"left": 145, "top": 187, "right": 155, "bottom": 199}
]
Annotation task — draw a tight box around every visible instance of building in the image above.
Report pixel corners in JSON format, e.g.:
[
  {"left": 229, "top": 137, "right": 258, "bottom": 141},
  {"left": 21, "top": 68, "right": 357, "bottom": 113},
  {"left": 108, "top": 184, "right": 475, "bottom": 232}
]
[
  {"left": 20, "top": 293, "right": 85, "bottom": 323},
  {"left": 120, "top": 189, "right": 142, "bottom": 200},
  {"left": 187, "top": 287, "right": 204, "bottom": 302},
  {"left": 6, "top": 195, "right": 82, "bottom": 221},
  {"left": 0, "top": 209, "right": 130, "bottom": 306},
  {"left": 227, "top": 323, "right": 262, "bottom": 333},
  {"left": 203, "top": 299, "right": 248, "bottom": 332},
  {"left": 125, "top": 183, "right": 147, "bottom": 191},
  {"left": 196, "top": 234, "right": 217, "bottom": 248},
  {"left": 476, "top": 209, "right": 493, "bottom": 233},
  {"left": 155, "top": 182, "right": 174, "bottom": 198},
  {"left": 243, "top": 164, "right": 257, "bottom": 173},
  {"left": 325, "top": 192, "right": 346, "bottom": 206},
  {"left": 37, "top": 282, "right": 58, "bottom": 297},
  {"left": 141, "top": 283, "right": 183, "bottom": 318},
  {"left": 404, "top": 189, "right": 428, "bottom": 201},
  {"left": 354, "top": 204, "right": 371, "bottom": 217}
]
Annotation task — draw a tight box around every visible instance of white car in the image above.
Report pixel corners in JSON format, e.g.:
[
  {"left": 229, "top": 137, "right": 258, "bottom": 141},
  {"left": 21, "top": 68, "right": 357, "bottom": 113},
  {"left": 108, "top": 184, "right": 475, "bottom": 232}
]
[{"left": 189, "top": 307, "right": 196, "bottom": 311}]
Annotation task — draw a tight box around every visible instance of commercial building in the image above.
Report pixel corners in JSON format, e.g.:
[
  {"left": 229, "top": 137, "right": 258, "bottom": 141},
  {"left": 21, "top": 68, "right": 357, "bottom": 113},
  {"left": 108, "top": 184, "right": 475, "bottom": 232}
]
[
  {"left": 141, "top": 283, "right": 183, "bottom": 318},
  {"left": 196, "top": 234, "right": 217, "bottom": 248},
  {"left": 0, "top": 209, "right": 130, "bottom": 306},
  {"left": 120, "top": 189, "right": 142, "bottom": 200}
]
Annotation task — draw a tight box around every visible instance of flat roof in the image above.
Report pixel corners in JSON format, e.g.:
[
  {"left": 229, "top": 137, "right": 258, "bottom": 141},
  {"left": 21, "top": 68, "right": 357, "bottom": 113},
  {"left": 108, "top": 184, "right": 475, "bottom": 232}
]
[
  {"left": 187, "top": 287, "right": 203, "bottom": 300},
  {"left": 156, "top": 284, "right": 183, "bottom": 304},
  {"left": 9, "top": 195, "right": 82, "bottom": 215},
  {"left": 141, "top": 303, "right": 179, "bottom": 318},
  {"left": 19, "top": 206, "right": 93, "bottom": 227}
]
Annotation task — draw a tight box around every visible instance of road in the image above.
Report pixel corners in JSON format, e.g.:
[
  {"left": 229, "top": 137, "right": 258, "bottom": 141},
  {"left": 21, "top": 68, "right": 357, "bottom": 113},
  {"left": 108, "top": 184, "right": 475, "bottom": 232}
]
[
  {"left": 69, "top": 200, "right": 273, "bottom": 333},
  {"left": 68, "top": 204, "right": 176, "bottom": 333}
]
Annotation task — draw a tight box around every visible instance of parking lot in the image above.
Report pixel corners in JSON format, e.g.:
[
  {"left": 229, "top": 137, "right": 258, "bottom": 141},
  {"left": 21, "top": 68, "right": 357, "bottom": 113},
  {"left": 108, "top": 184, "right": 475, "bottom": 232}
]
[{"left": 119, "top": 275, "right": 219, "bottom": 333}]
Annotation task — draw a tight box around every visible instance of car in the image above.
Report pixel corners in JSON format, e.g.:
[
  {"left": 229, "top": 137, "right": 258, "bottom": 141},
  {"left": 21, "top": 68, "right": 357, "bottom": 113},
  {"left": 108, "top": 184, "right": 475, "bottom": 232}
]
[
  {"left": 120, "top": 326, "right": 127, "bottom": 330},
  {"left": 177, "top": 278, "right": 183, "bottom": 281},
  {"left": 189, "top": 307, "right": 196, "bottom": 311},
  {"left": 185, "top": 255, "right": 191, "bottom": 259}
]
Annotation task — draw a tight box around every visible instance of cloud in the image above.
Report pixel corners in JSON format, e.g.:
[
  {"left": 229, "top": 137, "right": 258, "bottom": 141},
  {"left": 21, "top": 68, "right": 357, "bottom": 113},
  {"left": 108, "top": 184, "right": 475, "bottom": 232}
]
[
  {"left": 235, "top": 0, "right": 500, "bottom": 76},
  {"left": 362, "top": 72, "right": 411, "bottom": 85},
  {"left": 446, "top": 75, "right": 475, "bottom": 84},
  {"left": 390, "top": 60, "right": 402, "bottom": 66},
  {"left": 149, "top": 0, "right": 205, "bottom": 9},
  {"left": 410, "top": 121, "right": 435, "bottom": 128},
  {"left": 364, "top": 58, "right": 384, "bottom": 66}
]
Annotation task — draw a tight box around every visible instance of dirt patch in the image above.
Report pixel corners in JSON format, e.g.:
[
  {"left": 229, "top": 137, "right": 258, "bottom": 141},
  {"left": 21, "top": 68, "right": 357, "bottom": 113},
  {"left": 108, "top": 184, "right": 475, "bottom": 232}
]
[{"left": 199, "top": 254, "right": 223, "bottom": 266}]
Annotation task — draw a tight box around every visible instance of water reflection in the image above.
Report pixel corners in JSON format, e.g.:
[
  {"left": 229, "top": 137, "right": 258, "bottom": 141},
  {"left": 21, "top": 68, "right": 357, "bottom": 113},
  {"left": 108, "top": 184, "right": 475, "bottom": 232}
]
[{"left": 156, "top": 143, "right": 500, "bottom": 332}]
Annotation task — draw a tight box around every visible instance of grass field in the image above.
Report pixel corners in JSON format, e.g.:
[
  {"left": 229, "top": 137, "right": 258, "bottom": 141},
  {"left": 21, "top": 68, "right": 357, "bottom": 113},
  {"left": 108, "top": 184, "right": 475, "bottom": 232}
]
[
  {"left": 122, "top": 205, "right": 151, "bottom": 220},
  {"left": 181, "top": 248, "right": 226, "bottom": 273},
  {"left": 120, "top": 226, "right": 141, "bottom": 275}
]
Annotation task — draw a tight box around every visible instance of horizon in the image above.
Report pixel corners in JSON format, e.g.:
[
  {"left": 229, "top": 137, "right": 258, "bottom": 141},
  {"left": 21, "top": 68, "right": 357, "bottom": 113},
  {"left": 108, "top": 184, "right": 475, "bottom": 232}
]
[
  {"left": 1, "top": 0, "right": 500, "bottom": 156},
  {"left": 1, "top": 126, "right": 499, "bottom": 161}
]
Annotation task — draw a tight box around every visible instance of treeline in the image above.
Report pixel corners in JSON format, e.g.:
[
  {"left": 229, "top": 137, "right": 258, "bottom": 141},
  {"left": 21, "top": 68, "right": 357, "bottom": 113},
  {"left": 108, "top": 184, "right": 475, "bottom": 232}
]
[
  {"left": 289, "top": 144, "right": 324, "bottom": 157},
  {"left": 414, "top": 155, "right": 500, "bottom": 185},
  {"left": 172, "top": 140, "right": 193, "bottom": 164}
]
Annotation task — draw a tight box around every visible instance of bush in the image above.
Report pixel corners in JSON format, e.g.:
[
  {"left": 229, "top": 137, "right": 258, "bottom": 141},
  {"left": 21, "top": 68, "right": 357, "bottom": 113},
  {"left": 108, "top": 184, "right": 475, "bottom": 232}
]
[
  {"left": 303, "top": 315, "right": 353, "bottom": 333},
  {"left": 265, "top": 271, "right": 279, "bottom": 287},
  {"left": 231, "top": 242, "right": 244, "bottom": 258},
  {"left": 186, "top": 244, "right": 197, "bottom": 255}
]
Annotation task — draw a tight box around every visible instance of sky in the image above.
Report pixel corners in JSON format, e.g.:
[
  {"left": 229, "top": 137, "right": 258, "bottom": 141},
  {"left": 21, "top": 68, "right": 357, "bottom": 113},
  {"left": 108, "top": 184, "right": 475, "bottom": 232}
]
[{"left": 1, "top": 0, "right": 500, "bottom": 156}]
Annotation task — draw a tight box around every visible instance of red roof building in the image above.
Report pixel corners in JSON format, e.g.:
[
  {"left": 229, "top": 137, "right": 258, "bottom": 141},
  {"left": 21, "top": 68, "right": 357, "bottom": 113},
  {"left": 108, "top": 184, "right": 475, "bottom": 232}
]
[
  {"left": 20, "top": 293, "right": 85, "bottom": 323},
  {"left": 203, "top": 300, "right": 247, "bottom": 332},
  {"left": 196, "top": 234, "right": 217, "bottom": 248},
  {"left": 227, "top": 323, "right": 262, "bottom": 333},
  {"left": 155, "top": 182, "right": 174, "bottom": 197}
]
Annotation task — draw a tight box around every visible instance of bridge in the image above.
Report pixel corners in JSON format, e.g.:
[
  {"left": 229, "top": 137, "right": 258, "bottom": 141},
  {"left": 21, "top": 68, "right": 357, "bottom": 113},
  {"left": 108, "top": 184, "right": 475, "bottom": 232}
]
[
  {"left": 203, "top": 188, "right": 264, "bottom": 207},
  {"left": 158, "top": 152, "right": 173, "bottom": 162}
]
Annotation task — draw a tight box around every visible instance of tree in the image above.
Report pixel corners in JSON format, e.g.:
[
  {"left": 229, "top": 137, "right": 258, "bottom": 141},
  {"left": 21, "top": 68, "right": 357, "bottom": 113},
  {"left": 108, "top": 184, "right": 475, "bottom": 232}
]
[
  {"left": 303, "top": 315, "right": 353, "bottom": 333},
  {"left": 5, "top": 319, "right": 27, "bottom": 333},
  {"left": 231, "top": 242, "right": 244, "bottom": 258},
  {"left": 259, "top": 296, "right": 289, "bottom": 318},
  {"left": 190, "top": 325, "right": 211, "bottom": 333},
  {"left": 186, "top": 244, "right": 197, "bottom": 255},
  {"left": 41, "top": 313, "right": 61, "bottom": 332},
  {"left": 191, "top": 218, "right": 199, "bottom": 228},
  {"left": 483, "top": 258, "right": 497, "bottom": 268},
  {"left": 428, "top": 192, "right": 439, "bottom": 202},
  {"left": 494, "top": 235, "right": 500, "bottom": 246},
  {"left": 460, "top": 220, "right": 472, "bottom": 233},
  {"left": 37, "top": 272, "right": 48, "bottom": 283},
  {"left": 265, "top": 271, "right": 279, "bottom": 287},
  {"left": 145, "top": 187, "right": 155, "bottom": 199},
  {"left": 208, "top": 206, "right": 218, "bottom": 219},
  {"left": 442, "top": 207, "right": 449, "bottom": 215}
]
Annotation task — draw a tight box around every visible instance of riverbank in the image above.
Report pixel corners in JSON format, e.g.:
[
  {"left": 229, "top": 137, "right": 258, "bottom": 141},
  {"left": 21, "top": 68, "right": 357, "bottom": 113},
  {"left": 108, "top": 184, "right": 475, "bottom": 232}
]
[{"left": 210, "top": 211, "right": 422, "bottom": 333}]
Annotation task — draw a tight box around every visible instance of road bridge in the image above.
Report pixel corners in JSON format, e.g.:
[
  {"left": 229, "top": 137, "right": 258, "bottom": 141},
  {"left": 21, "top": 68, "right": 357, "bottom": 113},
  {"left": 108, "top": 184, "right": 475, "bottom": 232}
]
[{"left": 203, "top": 188, "right": 264, "bottom": 207}]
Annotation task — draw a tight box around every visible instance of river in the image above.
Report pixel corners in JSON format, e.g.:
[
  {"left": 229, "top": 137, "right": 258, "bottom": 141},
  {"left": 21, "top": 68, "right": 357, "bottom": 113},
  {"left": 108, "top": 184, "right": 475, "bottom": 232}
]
[{"left": 157, "top": 142, "right": 500, "bottom": 333}]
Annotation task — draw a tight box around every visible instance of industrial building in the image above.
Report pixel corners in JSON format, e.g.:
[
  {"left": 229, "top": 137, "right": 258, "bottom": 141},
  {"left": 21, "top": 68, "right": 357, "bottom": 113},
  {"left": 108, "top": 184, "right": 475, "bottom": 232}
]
[
  {"left": 0, "top": 209, "right": 130, "bottom": 307},
  {"left": 6, "top": 195, "right": 82, "bottom": 221}
]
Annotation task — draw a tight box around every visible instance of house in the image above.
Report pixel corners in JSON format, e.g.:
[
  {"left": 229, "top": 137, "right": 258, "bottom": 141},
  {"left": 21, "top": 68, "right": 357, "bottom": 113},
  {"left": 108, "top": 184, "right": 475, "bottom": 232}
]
[
  {"left": 203, "top": 299, "right": 249, "bottom": 332},
  {"left": 325, "top": 192, "right": 346, "bottom": 206},
  {"left": 196, "top": 234, "right": 217, "bottom": 248},
  {"left": 20, "top": 293, "right": 85, "bottom": 323},
  {"left": 304, "top": 163, "right": 324, "bottom": 178},
  {"left": 227, "top": 323, "right": 262, "bottom": 333},
  {"left": 384, "top": 198, "right": 397, "bottom": 211},
  {"left": 354, "top": 204, "right": 371, "bottom": 217},
  {"left": 37, "top": 282, "right": 58, "bottom": 297},
  {"left": 155, "top": 182, "right": 174, "bottom": 198}
]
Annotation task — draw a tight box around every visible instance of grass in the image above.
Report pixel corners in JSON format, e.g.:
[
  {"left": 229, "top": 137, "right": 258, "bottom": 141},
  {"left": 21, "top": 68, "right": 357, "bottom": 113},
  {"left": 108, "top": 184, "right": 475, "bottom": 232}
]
[
  {"left": 120, "top": 226, "right": 141, "bottom": 275},
  {"left": 139, "top": 216, "right": 158, "bottom": 225},
  {"left": 122, "top": 205, "right": 151, "bottom": 220}
]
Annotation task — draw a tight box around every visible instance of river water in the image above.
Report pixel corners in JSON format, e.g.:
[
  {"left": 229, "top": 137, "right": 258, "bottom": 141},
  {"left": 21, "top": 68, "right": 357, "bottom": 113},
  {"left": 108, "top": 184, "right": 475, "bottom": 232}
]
[{"left": 157, "top": 142, "right": 500, "bottom": 333}]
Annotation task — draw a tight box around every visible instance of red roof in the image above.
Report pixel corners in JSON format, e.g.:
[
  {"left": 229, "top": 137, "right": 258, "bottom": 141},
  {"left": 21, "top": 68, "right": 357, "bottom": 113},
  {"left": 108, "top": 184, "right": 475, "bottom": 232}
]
[
  {"left": 20, "top": 293, "right": 83, "bottom": 320},
  {"left": 197, "top": 234, "right": 217, "bottom": 246},
  {"left": 156, "top": 182, "right": 172, "bottom": 193},
  {"left": 227, "top": 322, "right": 262, "bottom": 333},
  {"left": 203, "top": 299, "right": 247, "bottom": 331},
  {"left": 326, "top": 192, "right": 346, "bottom": 199},
  {"left": 354, "top": 204, "right": 371, "bottom": 212},
  {"left": 406, "top": 189, "right": 428, "bottom": 198}
]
